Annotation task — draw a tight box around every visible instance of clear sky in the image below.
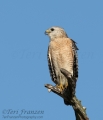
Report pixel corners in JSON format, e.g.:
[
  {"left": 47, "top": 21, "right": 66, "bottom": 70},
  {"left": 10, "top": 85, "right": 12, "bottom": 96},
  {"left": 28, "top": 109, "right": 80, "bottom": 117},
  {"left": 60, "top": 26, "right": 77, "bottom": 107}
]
[{"left": 0, "top": 0, "right": 103, "bottom": 120}]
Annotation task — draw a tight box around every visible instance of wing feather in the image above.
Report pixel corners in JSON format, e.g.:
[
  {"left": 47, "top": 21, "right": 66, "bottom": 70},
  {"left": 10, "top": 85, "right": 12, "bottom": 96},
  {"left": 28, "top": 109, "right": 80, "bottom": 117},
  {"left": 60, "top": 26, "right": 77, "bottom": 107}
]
[
  {"left": 71, "top": 39, "right": 79, "bottom": 81},
  {"left": 47, "top": 47, "right": 57, "bottom": 84}
]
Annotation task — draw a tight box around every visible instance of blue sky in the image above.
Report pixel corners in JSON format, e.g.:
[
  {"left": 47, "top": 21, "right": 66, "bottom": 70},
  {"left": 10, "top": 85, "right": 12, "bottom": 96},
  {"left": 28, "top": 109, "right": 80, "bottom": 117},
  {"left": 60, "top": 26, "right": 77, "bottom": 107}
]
[{"left": 0, "top": 0, "right": 103, "bottom": 120}]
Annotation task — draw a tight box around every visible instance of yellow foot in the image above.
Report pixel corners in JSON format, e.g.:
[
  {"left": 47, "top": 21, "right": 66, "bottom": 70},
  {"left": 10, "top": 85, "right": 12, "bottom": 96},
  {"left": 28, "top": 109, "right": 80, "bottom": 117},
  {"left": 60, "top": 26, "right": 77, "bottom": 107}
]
[{"left": 56, "top": 83, "right": 68, "bottom": 94}]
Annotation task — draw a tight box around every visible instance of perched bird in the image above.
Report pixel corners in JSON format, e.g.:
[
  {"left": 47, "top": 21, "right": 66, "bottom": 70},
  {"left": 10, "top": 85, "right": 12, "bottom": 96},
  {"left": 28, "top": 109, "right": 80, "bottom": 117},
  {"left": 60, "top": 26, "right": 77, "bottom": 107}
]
[{"left": 45, "top": 26, "right": 78, "bottom": 105}]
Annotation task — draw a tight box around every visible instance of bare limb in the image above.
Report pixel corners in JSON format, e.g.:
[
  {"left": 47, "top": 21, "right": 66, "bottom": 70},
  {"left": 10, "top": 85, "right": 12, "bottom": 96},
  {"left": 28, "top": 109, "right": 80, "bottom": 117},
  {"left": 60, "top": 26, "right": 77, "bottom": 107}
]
[{"left": 45, "top": 68, "right": 89, "bottom": 120}]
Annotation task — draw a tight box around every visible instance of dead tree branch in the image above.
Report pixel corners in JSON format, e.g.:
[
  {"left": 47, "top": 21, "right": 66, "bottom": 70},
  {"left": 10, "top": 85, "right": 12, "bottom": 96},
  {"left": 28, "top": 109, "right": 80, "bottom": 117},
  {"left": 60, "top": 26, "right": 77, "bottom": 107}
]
[{"left": 45, "top": 68, "right": 89, "bottom": 120}]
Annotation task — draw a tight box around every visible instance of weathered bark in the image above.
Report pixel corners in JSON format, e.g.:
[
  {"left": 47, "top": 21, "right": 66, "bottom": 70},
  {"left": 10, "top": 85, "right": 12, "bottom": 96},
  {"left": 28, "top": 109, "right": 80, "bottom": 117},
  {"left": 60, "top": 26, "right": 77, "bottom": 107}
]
[{"left": 45, "top": 68, "right": 89, "bottom": 120}]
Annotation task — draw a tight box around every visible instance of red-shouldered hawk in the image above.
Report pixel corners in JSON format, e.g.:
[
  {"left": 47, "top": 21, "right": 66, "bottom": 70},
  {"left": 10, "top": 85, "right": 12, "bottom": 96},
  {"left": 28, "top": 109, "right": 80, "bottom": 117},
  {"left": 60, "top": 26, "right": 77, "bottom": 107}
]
[{"left": 45, "top": 26, "right": 78, "bottom": 105}]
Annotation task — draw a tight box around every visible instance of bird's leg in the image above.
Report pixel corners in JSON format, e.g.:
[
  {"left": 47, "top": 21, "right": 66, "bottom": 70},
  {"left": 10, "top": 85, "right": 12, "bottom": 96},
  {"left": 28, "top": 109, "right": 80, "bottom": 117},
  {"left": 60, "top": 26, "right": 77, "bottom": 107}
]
[
  {"left": 54, "top": 73, "right": 71, "bottom": 94},
  {"left": 54, "top": 84, "right": 62, "bottom": 94},
  {"left": 55, "top": 79, "right": 68, "bottom": 94},
  {"left": 56, "top": 84, "right": 64, "bottom": 92}
]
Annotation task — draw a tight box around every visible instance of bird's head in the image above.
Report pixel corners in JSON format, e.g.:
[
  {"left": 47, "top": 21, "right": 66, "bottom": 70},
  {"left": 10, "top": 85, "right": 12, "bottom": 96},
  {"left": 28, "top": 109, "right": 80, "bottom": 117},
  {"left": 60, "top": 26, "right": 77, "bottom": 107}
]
[{"left": 45, "top": 26, "right": 68, "bottom": 39}]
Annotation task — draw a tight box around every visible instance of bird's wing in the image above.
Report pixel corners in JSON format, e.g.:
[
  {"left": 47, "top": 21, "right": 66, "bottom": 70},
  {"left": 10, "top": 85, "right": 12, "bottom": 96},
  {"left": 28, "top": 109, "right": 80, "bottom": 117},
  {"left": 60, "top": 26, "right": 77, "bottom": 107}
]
[
  {"left": 71, "top": 39, "right": 79, "bottom": 81},
  {"left": 47, "top": 46, "right": 57, "bottom": 84}
]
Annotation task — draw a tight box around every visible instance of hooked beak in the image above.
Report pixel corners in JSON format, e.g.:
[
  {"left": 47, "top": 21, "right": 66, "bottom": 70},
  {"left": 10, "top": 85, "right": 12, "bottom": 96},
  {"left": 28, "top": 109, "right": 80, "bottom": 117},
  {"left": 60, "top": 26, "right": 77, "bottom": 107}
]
[{"left": 45, "top": 29, "right": 51, "bottom": 35}]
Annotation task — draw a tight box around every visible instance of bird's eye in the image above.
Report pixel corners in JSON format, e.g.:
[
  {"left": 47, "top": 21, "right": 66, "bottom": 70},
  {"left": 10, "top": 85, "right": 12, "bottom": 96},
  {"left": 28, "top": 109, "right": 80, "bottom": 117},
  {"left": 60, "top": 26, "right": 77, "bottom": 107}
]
[{"left": 51, "top": 28, "right": 54, "bottom": 31}]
